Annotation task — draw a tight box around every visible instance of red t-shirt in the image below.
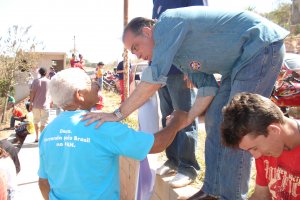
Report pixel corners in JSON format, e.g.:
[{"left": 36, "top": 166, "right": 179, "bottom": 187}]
[
  {"left": 255, "top": 145, "right": 300, "bottom": 199},
  {"left": 70, "top": 58, "right": 77, "bottom": 67},
  {"left": 12, "top": 107, "right": 24, "bottom": 118}
]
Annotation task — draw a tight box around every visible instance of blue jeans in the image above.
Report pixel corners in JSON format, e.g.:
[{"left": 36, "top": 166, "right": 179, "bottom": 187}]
[
  {"left": 158, "top": 73, "right": 199, "bottom": 178},
  {"left": 10, "top": 116, "right": 24, "bottom": 128},
  {"left": 97, "top": 77, "right": 103, "bottom": 91},
  {"left": 202, "top": 41, "right": 285, "bottom": 199}
]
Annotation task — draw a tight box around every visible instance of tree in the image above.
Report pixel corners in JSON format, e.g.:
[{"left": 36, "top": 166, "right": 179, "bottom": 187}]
[
  {"left": 264, "top": 3, "right": 291, "bottom": 30},
  {"left": 291, "top": 0, "right": 300, "bottom": 34},
  {"left": 0, "top": 25, "right": 42, "bottom": 123}
]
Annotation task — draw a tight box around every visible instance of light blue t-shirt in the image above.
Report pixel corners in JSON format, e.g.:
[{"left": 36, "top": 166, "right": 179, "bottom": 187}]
[
  {"left": 38, "top": 110, "right": 154, "bottom": 200},
  {"left": 142, "top": 6, "right": 289, "bottom": 96}
]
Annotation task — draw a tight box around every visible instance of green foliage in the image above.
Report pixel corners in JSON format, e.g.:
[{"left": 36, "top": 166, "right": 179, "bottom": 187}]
[
  {"left": 0, "top": 26, "right": 41, "bottom": 94},
  {"left": 245, "top": 6, "right": 256, "bottom": 12},
  {"left": 0, "top": 25, "right": 42, "bottom": 120},
  {"left": 264, "top": 3, "right": 291, "bottom": 30}
]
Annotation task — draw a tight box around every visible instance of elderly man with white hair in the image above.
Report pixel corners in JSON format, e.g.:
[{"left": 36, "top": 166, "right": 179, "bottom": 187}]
[{"left": 38, "top": 68, "right": 187, "bottom": 200}]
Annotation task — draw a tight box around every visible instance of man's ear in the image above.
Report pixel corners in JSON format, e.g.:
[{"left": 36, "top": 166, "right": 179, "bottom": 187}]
[
  {"left": 142, "top": 26, "right": 153, "bottom": 38},
  {"left": 267, "top": 124, "right": 281, "bottom": 136},
  {"left": 74, "top": 90, "right": 85, "bottom": 104}
]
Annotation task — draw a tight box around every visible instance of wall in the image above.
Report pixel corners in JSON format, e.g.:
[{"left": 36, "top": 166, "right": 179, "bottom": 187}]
[{"left": 14, "top": 52, "right": 66, "bottom": 102}]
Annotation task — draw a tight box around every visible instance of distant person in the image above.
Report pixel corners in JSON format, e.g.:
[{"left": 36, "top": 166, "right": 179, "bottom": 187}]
[
  {"left": 0, "top": 138, "right": 20, "bottom": 174},
  {"left": 47, "top": 67, "right": 56, "bottom": 79},
  {"left": 38, "top": 68, "right": 186, "bottom": 200},
  {"left": 13, "top": 102, "right": 35, "bottom": 151},
  {"left": 8, "top": 102, "right": 25, "bottom": 129},
  {"left": 222, "top": 92, "right": 300, "bottom": 200},
  {"left": 74, "top": 54, "right": 86, "bottom": 71},
  {"left": 6, "top": 94, "right": 15, "bottom": 109},
  {"left": 70, "top": 53, "right": 78, "bottom": 68},
  {"left": 29, "top": 67, "right": 51, "bottom": 143},
  {"left": 0, "top": 147, "right": 17, "bottom": 200},
  {"left": 78, "top": 54, "right": 85, "bottom": 66},
  {"left": 116, "top": 60, "right": 131, "bottom": 102},
  {"left": 96, "top": 62, "right": 104, "bottom": 90},
  {"left": 116, "top": 60, "right": 125, "bottom": 102}
]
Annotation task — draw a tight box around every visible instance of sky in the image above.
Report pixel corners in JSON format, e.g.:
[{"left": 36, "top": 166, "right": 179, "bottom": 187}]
[{"left": 0, "top": 0, "right": 292, "bottom": 64}]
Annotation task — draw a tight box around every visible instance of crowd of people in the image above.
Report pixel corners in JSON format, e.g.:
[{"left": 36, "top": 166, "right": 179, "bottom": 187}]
[
  {"left": 1, "top": 2, "right": 300, "bottom": 200},
  {"left": 0, "top": 66, "right": 55, "bottom": 199}
]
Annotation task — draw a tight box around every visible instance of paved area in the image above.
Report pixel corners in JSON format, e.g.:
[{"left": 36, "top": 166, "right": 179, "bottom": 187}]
[
  {"left": 8, "top": 109, "right": 58, "bottom": 199},
  {"left": 8, "top": 133, "right": 43, "bottom": 199}
]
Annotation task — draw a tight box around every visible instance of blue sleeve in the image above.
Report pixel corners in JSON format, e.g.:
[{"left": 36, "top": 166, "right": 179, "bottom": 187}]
[
  {"left": 141, "top": 66, "right": 167, "bottom": 85},
  {"left": 102, "top": 122, "right": 154, "bottom": 161}
]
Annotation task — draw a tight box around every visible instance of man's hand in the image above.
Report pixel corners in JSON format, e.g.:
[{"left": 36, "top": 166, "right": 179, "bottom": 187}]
[
  {"left": 183, "top": 75, "right": 195, "bottom": 89},
  {"left": 166, "top": 110, "right": 189, "bottom": 130},
  {"left": 150, "top": 110, "right": 188, "bottom": 154},
  {"left": 81, "top": 112, "right": 119, "bottom": 128}
]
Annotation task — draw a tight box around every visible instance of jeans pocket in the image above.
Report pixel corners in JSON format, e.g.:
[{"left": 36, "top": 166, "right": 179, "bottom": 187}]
[{"left": 271, "top": 40, "right": 285, "bottom": 66}]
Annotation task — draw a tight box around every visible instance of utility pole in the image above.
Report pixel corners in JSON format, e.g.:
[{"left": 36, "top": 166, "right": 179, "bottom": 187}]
[
  {"left": 73, "top": 35, "right": 76, "bottom": 54},
  {"left": 123, "top": 0, "right": 129, "bottom": 99}
]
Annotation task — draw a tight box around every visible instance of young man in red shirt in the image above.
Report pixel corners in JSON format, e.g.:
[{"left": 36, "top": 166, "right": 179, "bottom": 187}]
[
  {"left": 222, "top": 92, "right": 300, "bottom": 200},
  {"left": 9, "top": 102, "right": 25, "bottom": 129}
]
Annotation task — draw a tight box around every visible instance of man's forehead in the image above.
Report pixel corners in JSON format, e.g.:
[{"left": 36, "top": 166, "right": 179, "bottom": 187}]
[{"left": 123, "top": 31, "right": 135, "bottom": 46}]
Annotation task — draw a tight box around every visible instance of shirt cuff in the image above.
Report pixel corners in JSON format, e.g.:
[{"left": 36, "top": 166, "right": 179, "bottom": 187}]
[{"left": 141, "top": 67, "right": 166, "bottom": 86}]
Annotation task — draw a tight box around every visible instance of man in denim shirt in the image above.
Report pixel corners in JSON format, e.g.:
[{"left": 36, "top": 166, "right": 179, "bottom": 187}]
[
  {"left": 84, "top": 7, "right": 289, "bottom": 200},
  {"left": 152, "top": 0, "right": 207, "bottom": 188}
]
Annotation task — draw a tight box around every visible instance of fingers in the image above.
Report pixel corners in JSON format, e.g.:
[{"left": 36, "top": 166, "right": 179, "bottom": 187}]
[
  {"left": 81, "top": 112, "right": 99, "bottom": 121},
  {"left": 81, "top": 112, "right": 118, "bottom": 128},
  {"left": 80, "top": 112, "right": 101, "bottom": 127},
  {"left": 95, "top": 120, "right": 105, "bottom": 128}
]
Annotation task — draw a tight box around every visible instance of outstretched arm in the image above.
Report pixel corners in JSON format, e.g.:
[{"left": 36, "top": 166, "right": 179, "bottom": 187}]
[
  {"left": 165, "top": 95, "right": 214, "bottom": 131},
  {"left": 185, "top": 95, "right": 214, "bottom": 127},
  {"left": 150, "top": 110, "right": 188, "bottom": 153},
  {"left": 82, "top": 81, "right": 161, "bottom": 128}
]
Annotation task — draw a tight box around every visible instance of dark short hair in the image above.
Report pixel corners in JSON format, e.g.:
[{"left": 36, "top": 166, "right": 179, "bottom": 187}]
[
  {"left": 97, "top": 62, "right": 104, "bottom": 66},
  {"left": 221, "top": 92, "right": 284, "bottom": 148},
  {"left": 25, "top": 101, "right": 30, "bottom": 112},
  {"left": 122, "top": 17, "right": 155, "bottom": 42},
  {"left": 38, "top": 67, "right": 47, "bottom": 77}
]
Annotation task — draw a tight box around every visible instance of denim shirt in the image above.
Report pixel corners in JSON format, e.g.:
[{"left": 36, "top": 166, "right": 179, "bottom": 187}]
[
  {"left": 152, "top": 0, "right": 207, "bottom": 76},
  {"left": 142, "top": 6, "right": 289, "bottom": 96}
]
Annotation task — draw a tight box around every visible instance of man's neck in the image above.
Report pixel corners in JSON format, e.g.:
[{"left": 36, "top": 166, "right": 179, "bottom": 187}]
[
  {"left": 284, "top": 118, "right": 300, "bottom": 150},
  {"left": 62, "top": 104, "right": 93, "bottom": 112}
]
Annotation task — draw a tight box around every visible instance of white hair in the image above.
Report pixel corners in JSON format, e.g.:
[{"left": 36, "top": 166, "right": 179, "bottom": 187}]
[{"left": 49, "top": 68, "right": 90, "bottom": 108}]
